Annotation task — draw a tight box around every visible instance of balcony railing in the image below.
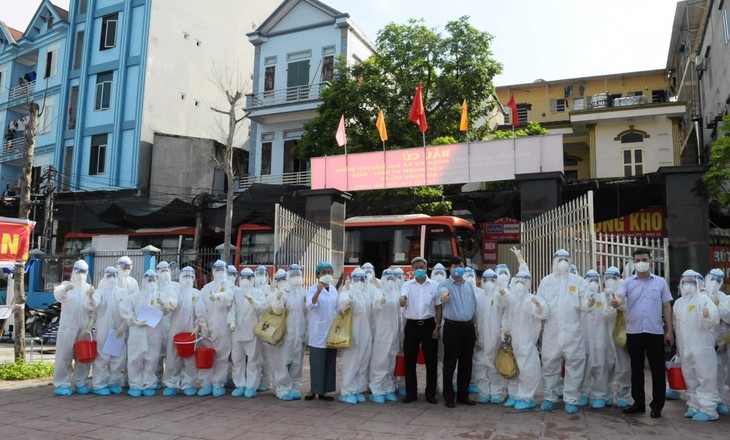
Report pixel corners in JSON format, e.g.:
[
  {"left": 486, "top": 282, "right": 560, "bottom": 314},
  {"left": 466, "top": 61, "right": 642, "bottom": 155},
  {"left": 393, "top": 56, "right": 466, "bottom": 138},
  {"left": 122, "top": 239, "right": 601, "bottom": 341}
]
[
  {"left": 245, "top": 82, "right": 329, "bottom": 109},
  {"left": 8, "top": 80, "right": 35, "bottom": 101},
  {"left": 238, "top": 170, "right": 311, "bottom": 190},
  {"left": 3, "top": 137, "right": 25, "bottom": 156}
]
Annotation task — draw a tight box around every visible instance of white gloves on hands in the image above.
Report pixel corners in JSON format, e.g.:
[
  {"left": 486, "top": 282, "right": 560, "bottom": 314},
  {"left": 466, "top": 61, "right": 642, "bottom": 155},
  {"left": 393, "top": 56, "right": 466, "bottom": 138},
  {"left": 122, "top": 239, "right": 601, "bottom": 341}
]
[
  {"left": 379, "top": 295, "right": 387, "bottom": 306},
  {"left": 531, "top": 296, "right": 541, "bottom": 308},
  {"left": 275, "top": 289, "right": 283, "bottom": 300},
  {"left": 499, "top": 289, "right": 507, "bottom": 296},
  {"left": 587, "top": 296, "right": 596, "bottom": 308},
  {"left": 63, "top": 281, "right": 74, "bottom": 292},
  {"left": 115, "top": 325, "right": 127, "bottom": 338},
  {"left": 228, "top": 321, "right": 236, "bottom": 332},
  {"left": 132, "top": 319, "right": 147, "bottom": 327},
  {"left": 702, "top": 305, "right": 710, "bottom": 318}
]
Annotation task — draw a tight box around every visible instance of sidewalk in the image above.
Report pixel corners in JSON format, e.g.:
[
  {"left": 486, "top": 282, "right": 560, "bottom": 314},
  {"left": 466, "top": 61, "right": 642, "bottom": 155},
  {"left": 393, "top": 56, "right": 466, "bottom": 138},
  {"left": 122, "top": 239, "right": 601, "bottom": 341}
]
[{"left": 0, "top": 341, "right": 728, "bottom": 440}]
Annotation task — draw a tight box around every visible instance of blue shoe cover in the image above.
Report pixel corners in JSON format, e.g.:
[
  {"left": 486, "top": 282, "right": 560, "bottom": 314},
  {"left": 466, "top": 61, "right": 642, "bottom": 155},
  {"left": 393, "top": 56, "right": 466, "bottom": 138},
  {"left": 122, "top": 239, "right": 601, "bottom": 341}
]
[
  {"left": 339, "top": 394, "right": 357, "bottom": 404},
  {"left": 109, "top": 384, "right": 123, "bottom": 394},
  {"left": 143, "top": 388, "right": 156, "bottom": 397},
  {"left": 369, "top": 394, "right": 385, "bottom": 404},
  {"left": 565, "top": 403, "right": 578, "bottom": 414},
  {"left": 591, "top": 399, "right": 606, "bottom": 409},
  {"left": 616, "top": 399, "right": 629, "bottom": 408},
  {"left": 478, "top": 393, "right": 491, "bottom": 403},
  {"left": 490, "top": 394, "right": 505, "bottom": 404},
  {"left": 212, "top": 386, "right": 226, "bottom": 397},
  {"left": 717, "top": 403, "right": 729, "bottom": 416},
  {"left": 128, "top": 388, "right": 143, "bottom": 398},
  {"left": 540, "top": 400, "right": 556, "bottom": 411},
  {"left": 231, "top": 387, "right": 246, "bottom": 397},
  {"left": 515, "top": 399, "right": 537, "bottom": 410},
  {"left": 578, "top": 395, "right": 589, "bottom": 407},
  {"left": 91, "top": 387, "right": 110, "bottom": 396},
  {"left": 155, "top": 381, "right": 163, "bottom": 390},
  {"left": 183, "top": 387, "right": 197, "bottom": 396},
  {"left": 54, "top": 386, "right": 73, "bottom": 396},
  {"left": 256, "top": 383, "right": 270, "bottom": 392},
  {"left": 163, "top": 388, "right": 179, "bottom": 397},
  {"left": 279, "top": 391, "right": 296, "bottom": 401},
  {"left": 396, "top": 386, "right": 406, "bottom": 396},
  {"left": 666, "top": 388, "right": 681, "bottom": 400},
  {"left": 243, "top": 388, "right": 256, "bottom": 398},
  {"left": 684, "top": 409, "right": 698, "bottom": 418},
  {"left": 197, "top": 386, "right": 212, "bottom": 396},
  {"left": 355, "top": 393, "right": 366, "bottom": 402},
  {"left": 384, "top": 392, "right": 398, "bottom": 402},
  {"left": 291, "top": 390, "right": 302, "bottom": 400},
  {"left": 691, "top": 412, "right": 711, "bottom": 422},
  {"left": 76, "top": 385, "right": 90, "bottom": 395},
  {"left": 503, "top": 396, "right": 516, "bottom": 407},
  {"left": 468, "top": 384, "right": 479, "bottom": 393}
]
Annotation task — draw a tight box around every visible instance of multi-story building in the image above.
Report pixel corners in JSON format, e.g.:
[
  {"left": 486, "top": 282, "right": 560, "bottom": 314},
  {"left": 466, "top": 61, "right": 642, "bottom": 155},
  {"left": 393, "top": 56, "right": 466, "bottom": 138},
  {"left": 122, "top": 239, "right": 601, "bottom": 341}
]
[
  {"left": 0, "top": 0, "right": 68, "bottom": 195},
  {"left": 243, "top": 0, "right": 375, "bottom": 187},
  {"left": 496, "top": 70, "right": 686, "bottom": 180}
]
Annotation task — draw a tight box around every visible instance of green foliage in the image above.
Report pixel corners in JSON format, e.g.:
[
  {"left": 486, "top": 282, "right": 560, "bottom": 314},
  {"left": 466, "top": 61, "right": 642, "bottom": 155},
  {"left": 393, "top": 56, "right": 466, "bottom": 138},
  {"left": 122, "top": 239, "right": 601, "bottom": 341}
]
[
  {"left": 703, "top": 115, "right": 730, "bottom": 208},
  {"left": 430, "top": 136, "right": 458, "bottom": 146},
  {"left": 296, "top": 16, "right": 502, "bottom": 160},
  {"left": 350, "top": 186, "right": 452, "bottom": 217},
  {"left": 490, "top": 121, "right": 549, "bottom": 139},
  {"left": 0, "top": 361, "right": 54, "bottom": 381}
]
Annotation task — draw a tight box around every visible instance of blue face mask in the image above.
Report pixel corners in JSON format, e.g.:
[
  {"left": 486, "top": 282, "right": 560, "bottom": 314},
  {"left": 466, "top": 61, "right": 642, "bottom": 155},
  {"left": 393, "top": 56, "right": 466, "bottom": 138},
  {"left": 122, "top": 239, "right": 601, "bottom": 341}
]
[
  {"left": 414, "top": 269, "right": 426, "bottom": 279},
  {"left": 453, "top": 267, "right": 465, "bottom": 278}
]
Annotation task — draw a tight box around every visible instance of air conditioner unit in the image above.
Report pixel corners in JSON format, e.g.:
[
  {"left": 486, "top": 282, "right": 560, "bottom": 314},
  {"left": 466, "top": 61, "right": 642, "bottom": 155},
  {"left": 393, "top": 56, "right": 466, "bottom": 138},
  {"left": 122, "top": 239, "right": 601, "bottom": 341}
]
[{"left": 695, "top": 56, "right": 705, "bottom": 71}]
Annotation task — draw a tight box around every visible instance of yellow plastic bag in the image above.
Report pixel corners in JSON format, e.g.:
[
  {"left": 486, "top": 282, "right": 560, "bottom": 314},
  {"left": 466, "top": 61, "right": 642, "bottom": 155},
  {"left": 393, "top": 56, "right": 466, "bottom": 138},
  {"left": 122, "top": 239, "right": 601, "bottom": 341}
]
[
  {"left": 254, "top": 307, "right": 288, "bottom": 346},
  {"left": 326, "top": 308, "right": 352, "bottom": 349},
  {"left": 495, "top": 340, "right": 519, "bottom": 379},
  {"left": 613, "top": 310, "right": 627, "bottom": 348}
]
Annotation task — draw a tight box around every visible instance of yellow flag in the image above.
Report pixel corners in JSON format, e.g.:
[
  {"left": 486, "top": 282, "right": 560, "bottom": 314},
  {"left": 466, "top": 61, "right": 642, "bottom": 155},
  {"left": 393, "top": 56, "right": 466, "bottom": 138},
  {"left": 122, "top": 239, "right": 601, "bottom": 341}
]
[
  {"left": 459, "top": 99, "right": 468, "bottom": 131},
  {"left": 376, "top": 109, "right": 388, "bottom": 142}
]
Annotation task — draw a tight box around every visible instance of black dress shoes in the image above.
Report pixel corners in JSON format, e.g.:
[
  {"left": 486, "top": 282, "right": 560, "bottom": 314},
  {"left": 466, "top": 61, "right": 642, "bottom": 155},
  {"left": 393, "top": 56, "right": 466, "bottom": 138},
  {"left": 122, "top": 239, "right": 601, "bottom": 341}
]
[
  {"left": 650, "top": 409, "right": 662, "bottom": 418},
  {"left": 445, "top": 400, "right": 456, "bottom": 408},
  {"left": 426, "top": 396, "right": 438, "bottom": 404},
  {"left": 622, "top": 404, "right": 646, "bottom": 414},
  {"left": 457, "top": 398, "right": 476, "bottom": 406},
  {"left": 401, "top": 396, "right": 417, "bottom": 403}
]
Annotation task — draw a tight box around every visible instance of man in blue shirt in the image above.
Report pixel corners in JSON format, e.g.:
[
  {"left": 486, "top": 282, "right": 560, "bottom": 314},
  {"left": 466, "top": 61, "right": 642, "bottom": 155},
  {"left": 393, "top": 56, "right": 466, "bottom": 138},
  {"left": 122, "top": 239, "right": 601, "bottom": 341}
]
[
  {"left": 438, "top": 256, "right": 478, "bottom": 408},
  {"left": 612, "top": 248, "right": 674, "bottom": 419}
]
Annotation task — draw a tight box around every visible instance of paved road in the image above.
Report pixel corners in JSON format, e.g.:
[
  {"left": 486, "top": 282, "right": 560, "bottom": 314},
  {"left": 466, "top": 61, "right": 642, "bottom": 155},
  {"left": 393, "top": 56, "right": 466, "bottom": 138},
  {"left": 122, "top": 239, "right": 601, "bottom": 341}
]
[{"left": 1, "top": 339, "right": 728, "bottom": 440}]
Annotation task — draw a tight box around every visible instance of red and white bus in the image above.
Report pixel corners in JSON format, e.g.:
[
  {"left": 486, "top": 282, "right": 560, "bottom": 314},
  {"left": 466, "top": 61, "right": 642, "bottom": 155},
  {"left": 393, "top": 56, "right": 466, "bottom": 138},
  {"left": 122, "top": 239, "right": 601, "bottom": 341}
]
[{"left": 235, "top": 214, "right": 477, "bottom": 276}]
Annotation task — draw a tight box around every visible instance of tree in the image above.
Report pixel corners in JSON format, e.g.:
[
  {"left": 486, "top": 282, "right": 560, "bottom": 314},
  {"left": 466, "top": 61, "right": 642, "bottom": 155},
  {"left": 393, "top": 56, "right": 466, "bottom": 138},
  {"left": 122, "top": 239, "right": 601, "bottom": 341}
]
[
  {"left": 491, "top": 121, "right": 549, "bottom": 139},
  {"left": 210, "top": 68, "right": 250, "bottom": 259},
  {"left": 296, "top": 16, "right": 502, "bottom": 160},
  {"left": 703, "top": 115, "right": 730, "bottom": 208}
]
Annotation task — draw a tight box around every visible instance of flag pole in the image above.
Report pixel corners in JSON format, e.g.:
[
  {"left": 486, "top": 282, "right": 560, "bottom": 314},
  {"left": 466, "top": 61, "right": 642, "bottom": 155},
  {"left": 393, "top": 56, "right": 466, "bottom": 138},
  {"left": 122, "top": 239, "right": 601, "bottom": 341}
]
[
  {"left": 512, "top": 125, "right": 516, "bottom": 176},
  {"left": 345, "top": 143, "right": 349, "bottom": 191}
]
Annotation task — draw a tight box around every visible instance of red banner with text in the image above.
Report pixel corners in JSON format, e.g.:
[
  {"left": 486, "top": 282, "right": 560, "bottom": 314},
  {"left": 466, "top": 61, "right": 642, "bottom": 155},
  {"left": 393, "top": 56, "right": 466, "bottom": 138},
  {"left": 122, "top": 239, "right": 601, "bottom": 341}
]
[{"left": 0, "top": 217, "right": 36, "bottom": 268}]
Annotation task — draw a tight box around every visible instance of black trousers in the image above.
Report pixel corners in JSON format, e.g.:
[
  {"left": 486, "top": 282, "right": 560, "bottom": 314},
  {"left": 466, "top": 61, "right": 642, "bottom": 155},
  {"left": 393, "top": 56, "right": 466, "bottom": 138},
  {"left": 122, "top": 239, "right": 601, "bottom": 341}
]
[
  {"left": 403, "top": 318, "right": 438, "bottom": 400},
  {"left": 442, "top": 319, "right": 476, "bottom": 403},
  {"left": 627, "top": 332, "right": 666, "bottom": 411}
]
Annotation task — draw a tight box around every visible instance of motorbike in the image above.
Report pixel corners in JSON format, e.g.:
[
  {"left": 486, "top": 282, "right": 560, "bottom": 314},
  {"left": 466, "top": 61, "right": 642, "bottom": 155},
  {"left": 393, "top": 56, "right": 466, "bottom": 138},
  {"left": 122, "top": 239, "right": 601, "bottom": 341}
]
[{"left": 25, "top": 301, "right": 61, "bottom": 341}]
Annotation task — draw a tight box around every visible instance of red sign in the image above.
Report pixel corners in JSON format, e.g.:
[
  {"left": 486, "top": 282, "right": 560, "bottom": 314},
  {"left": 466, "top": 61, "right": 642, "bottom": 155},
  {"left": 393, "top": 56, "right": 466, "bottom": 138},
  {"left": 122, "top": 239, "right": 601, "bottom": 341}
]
[
  {"left": 0, "top": 217, "right": 36, "bottom": 268},
  {"left": 483, "top": 241, "right": 498, "bottom": 266},
  {"left": 710, "top": 245, "right": 730, "bottom": 279},
  {"left": 593, "top": 206, "right": 665, "bottom": 238},
  {"left": 483, "top": 217, "right": 521, "bottom": 242}
]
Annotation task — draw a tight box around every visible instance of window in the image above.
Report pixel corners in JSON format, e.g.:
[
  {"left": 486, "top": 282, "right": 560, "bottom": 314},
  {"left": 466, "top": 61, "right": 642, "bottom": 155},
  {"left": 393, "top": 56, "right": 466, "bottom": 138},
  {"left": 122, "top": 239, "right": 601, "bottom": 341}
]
[
  {"left": 723, "top": 8, "right": 729, "bottom": 45},
  {"left": 620, "top": 132, "right": 644, "bottom": 143},
  {"left": 44, "top": 49, "right": 56, "bottom": 78},
  {"left": 47, "top": 17, "right": 54, "bottom": 30},
  {"left": 100, "top": 14, "right": 118, "bottom": 50},
  {"left": 261, "top": 142, "right": 272, "bottom": 175},
  {"left": 73, "top": 31, "right": 84, "bottom": 70},
  {"left": 283, "top": 139, "right": 304, "bottom": 174},
  {"left": 264, "top": 66, "right": 275, "bottom": 98},
  {"left": 89, "top": 134, "right": 107, "bottom": 175},
  {"left": 0, "top": 71, "right": 4, "bottom": 92},
  {"left": 651, "top": 90, "right": 666, "bottom": 103},
  {"left": 321, "top": 55, "right": 334, "bottom": 82},
  {"left": 516, "top": 103, "right": 530, "bottom": 125},
  {"left": 573, "top": 97, "right": 585, "bottom": 111},
  {"left": 68, "top": 86, "right": 79, "bottom": 129},
  {"left": 238, "top": 231, "right": 274, "bottom": 265},
  {"left": 79, "top": 0, "right": 88, "bottom": 14},
  {"left": 31, "top": 167, "right": 42, "bottom": 193},
  {"left": 286, "top": 60, "right": 310, "bottom": 101},
  {"left": 550, "top": 98, "right": 567, "bottom": 113},
  {"left": 62, "top": 146, "right": 73, "bottom": 190},
  {"left": 94, "top": 71, "right": 113, "bottom": 111},
  {"left": 623, "top": 149, "right": 643, "bottom": 177},
  {"left": 627, "top": 91, "right": 643, "bottom": 97},
  {"left": 40, "top": 103, "right": 53, "bottom": 134}
]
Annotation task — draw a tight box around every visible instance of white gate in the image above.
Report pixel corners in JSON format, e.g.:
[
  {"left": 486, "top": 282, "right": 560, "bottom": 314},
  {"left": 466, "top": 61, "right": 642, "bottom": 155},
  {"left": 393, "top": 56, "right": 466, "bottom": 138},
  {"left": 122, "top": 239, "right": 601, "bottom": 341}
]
[
  {"left": 274, "top": 204, "right": 332, "bottom": 287},
  {"left": 521, "top": 191, "right": 669, "bottom": 286}
]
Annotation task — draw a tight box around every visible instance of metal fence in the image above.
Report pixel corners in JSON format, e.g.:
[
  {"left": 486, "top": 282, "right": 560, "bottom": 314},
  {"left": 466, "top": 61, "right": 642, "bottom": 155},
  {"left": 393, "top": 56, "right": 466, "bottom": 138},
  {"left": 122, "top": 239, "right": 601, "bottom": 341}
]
[
  {"left": 595, "top": 233, "right": 669, "bottom": 280},
  {"left": 274, "top": 203, "right": 332, "bottom": 287}
]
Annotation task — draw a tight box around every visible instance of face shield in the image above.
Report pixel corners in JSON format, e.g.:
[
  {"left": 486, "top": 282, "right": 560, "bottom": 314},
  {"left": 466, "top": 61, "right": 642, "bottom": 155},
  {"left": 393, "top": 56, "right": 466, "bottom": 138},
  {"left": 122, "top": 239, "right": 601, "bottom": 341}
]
[
  {"left": 705, "top": 272, "right": 724, "bottom": 295},
  {"left": 431, "top": 269, "right": 447, "bottom": 283},
  {"left": 287, "top": 268, "right": 303, "bottom": 287},
  {"left": 351, "top": 275, "right": 367, "bottom": 292},
  {"left": 212, "top": 268, "right": 226, "bottom": 283},
  {"left": 679, "top": 275, "right": 698, "bottom": 297},
  {"left": 180, "top": 272, "right": 195, "bottom": 289},
  {"left": 511, "top": 276, "right": 530, "bottom": 294}
]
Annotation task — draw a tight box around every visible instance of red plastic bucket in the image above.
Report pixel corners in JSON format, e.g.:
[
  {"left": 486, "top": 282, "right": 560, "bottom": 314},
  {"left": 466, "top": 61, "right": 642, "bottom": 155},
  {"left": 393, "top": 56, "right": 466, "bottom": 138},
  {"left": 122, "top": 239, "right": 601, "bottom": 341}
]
[
  {"left": 417, "top": 347, "right": 425, "bottom": 365},
  {"left": 666, "top": 356, "right": 686, "bottom": 390},
  {"left": 173, "top": 332, "right": 197, "bottom": 358},
  {"left": 196, "top": 348, "right": 215, "bottom": 369},
  {"left": 394, "top": 355, "right": 406, "bottom": 376},
  {"left": 74, "top": 331, "right": 97, "bottom": 363}
]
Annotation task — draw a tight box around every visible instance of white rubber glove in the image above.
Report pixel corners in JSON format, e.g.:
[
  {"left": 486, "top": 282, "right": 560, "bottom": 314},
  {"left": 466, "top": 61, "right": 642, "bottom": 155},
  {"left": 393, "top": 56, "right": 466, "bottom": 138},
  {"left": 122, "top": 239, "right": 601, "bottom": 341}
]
[
  {"left": 275, "top": 289, "right": 283, "bottom": 300},
  {"left": 587, "top": 295, "right": 596, "bottom": 308},
  {"left": 64, "top": 281, "right": 74, "bottom": 292},
  {"left": 379, "top": 295, "right": 387, "bottom": 306},
  {"left": 228, "top": 321, "right": 236, "bottom": 331},
  {"left": 115, "top": 324, "right": 127, "bottom": 338},
  {"left": 531, "top": 296, "right": 541, "bottom": 308},
  {"left": 499, "top": 289, "right": 507, "bottom": 296},
  {"left": 702, "top": 305, "right": 710, "bottom": 318},
  {"left": 210, "top": 292, "right": 219, "bottom": 301},
  {"left": 132, "top": 319, "right": 147, "bottom": 327},
  {"left": 501, "top": 329, "right": 510, "bottom": 342},
  {"left": 85, "top": 286, "right": 95, "bottom": 298}
]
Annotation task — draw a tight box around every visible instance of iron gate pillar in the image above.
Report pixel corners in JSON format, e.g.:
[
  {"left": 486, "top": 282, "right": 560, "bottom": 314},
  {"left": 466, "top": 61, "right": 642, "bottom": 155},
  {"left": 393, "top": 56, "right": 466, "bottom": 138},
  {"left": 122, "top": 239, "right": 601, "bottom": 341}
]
[
  {"left": 299, "top": 189, "right": 352, "bottom": 279},
  {"left": 516, "top": 172, "right": 566, "bottom": 222}
]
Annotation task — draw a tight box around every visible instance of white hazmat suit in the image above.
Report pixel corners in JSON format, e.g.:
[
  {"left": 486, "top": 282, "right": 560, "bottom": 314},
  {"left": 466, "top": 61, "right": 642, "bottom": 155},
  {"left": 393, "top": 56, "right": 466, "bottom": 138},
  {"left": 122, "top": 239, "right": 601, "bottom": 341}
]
[
  {"left": 368, "top": 270, "right": 402, "bottom": 403},
  {"left": 473, "top": 269, "right": 506, "bottom": 403},
  {"left": 228, "top": 268, "right": 266, "bottom": 397},
  {"left": 338, "top": 268, "right": 373, "bottom": 404}
]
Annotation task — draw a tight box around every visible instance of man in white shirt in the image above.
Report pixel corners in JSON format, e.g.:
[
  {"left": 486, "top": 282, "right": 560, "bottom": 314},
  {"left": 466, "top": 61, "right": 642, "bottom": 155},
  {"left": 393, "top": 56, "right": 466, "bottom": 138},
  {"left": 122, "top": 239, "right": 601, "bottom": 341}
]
[{"left": 400, "top": 257, "right": 442, "bottom": 404}]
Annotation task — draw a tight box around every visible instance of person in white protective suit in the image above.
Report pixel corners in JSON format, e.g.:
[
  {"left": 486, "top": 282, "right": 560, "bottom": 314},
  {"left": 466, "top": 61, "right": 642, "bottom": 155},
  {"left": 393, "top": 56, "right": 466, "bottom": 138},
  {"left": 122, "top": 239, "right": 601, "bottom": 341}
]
[
  {"left": 603, "top": 266, "right": 631, "bottom": 408},
  {"left": 704, "top": 268, "right": 730, "bottom": 416},
  {"left": 578, "top": 269, "right": 616, "bottom": 409},
  {"left": 362, "top": 262, "right": 383, "bottom": 289},
  {"left": 338, "top": 268, "right": 373, "bottom": 404},
  {"left": 431, "top": 263, "right": 447, "bottom": 284},
  {"left": 393, "top": 267, "right": 406, "bottom": 290},
  {"left": 256, "top": 265, "right": 276, "bottom": 392},
  {"left": 495, "top": 264, "right": 511, "bottom": 292},
  {"left": 368, "top": 269, "right": 402, "bottom": 403},
  {"left": 472, "top": 269, "right": 506, "bottom": 403},
  {"left": 117, "top": 256, "right": 140, "bottom": 294},
  {"left": 88, "top": 266, "right": 127, "bottom": 395},
  {"left": 155, "top": 261, "right": 178, "bottom": 390},
  {"left": 392, "top": 266, "right": 408, "bottom": 396},
  {"left": 52, "top": 260, "right": 94, "bottom": 396},
  {"left": 267, "top": 265, "right": 307, "bottom": 400},
  {"left": 498, "top": 269, "right": 548, "bottom": 410},
  {"left": 120, "top": 269, "right": 172, "bottom": 397},
  {"left": 537, "top": 249, "right": 591, "bottom": 414},
  {"left": 194, "top": 259, "right": 234, "bottom": 397},
  {"left": 228, "top": 267, "right": 267, "bottom": 398},
  {"left": 674, "top": 269, "right": 721, "bottom": 421},
  {"left": 160, "top": 266, "right": 200, "bottom": 396},
  {"left": 254, "top": 265, "right": 270, "bottom": 290}
]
